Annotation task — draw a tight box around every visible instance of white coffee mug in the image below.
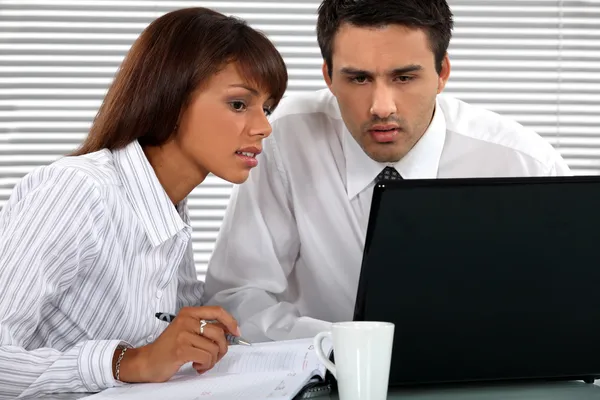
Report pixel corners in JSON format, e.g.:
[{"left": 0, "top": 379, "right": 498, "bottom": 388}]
[{"left": 314, "top": 321, "right": 395, "bottom": 400}]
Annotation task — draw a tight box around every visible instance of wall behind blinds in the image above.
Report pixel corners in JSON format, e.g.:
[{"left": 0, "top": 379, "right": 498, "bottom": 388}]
[{"left": 1, "top": 0, "right": 599, "bottom": 279}]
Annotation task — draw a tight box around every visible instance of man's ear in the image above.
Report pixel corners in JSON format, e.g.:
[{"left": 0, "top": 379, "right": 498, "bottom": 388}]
[
  {"left": 437, "top": 53, "right": 451, "bottom": 93},
  {"left": 322, "top": 61, "right": 333, "bottom": 90}
]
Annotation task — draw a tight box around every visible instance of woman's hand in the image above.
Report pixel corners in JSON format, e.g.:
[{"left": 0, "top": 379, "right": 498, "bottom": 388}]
[{"left": 114, "top": 306, "right": 240, "bottom": 383}]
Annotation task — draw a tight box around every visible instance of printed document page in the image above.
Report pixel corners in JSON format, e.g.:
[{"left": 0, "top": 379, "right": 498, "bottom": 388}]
[{"left": 83, "top": 338, "right": 327, "bottom": 400}]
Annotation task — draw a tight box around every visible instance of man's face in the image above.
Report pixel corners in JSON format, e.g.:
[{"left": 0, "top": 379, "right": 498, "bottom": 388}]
[{"left": 324, "top": 23, "right": 450, "bottom": 163}]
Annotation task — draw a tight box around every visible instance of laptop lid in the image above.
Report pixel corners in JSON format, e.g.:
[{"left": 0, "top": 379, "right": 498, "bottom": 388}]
[{"left": 353, "top": 176, "right": 600, "bottom": 386}]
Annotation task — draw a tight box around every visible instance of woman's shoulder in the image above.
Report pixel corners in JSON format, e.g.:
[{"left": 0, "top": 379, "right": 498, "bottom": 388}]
[
  {"left": 51, "top": 149, "right": 120, "bottom": 187},
  {"left": 8, "top": 150, "right": 120, "bottom": 210}
]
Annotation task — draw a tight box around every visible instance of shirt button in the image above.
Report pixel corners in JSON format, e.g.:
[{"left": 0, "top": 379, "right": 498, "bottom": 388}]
[
  {"left": 156, "top": 290, "right": 162, "bottom": 299},
  {"left": 147, "top": 335, "right": 154, "bottom": 343}
]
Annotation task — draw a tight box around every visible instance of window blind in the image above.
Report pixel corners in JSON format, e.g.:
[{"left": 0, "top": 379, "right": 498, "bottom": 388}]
[
  {"left": 1, "top": 0, "right": 599, "bottom": 279},
  {"left": 447, "top": 0, "right": 600, "bottom": 175}
]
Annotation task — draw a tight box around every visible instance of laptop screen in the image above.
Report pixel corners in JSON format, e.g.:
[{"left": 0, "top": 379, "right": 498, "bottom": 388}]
[{"left": 354, "top": 176, "right": 600, "bottom": 385}]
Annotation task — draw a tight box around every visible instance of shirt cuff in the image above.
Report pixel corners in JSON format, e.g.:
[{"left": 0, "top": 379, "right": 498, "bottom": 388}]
[{"left": 78, "top": 340, "right": 129, "bottom": 392}]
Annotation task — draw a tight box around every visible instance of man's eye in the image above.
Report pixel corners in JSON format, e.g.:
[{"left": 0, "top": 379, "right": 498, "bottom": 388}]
[
  {"left": 396, "top": 76, "right": 413, "bottom": 83},
  {"left": 351, "top": 76, "right": 368, "bottom": 84}
]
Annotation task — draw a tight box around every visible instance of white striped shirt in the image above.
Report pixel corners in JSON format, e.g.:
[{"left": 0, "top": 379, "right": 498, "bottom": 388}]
[{"left": 0, "top": 140, "right": 203, "bottom": 399}]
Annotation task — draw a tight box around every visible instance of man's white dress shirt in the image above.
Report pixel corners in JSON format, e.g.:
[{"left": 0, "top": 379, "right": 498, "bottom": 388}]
[
  {"left": 0, "top": 141, "right": 202, "bottom": 399},
  {"left": 204, "top": 89, "right": 571, "bottom": 343}
]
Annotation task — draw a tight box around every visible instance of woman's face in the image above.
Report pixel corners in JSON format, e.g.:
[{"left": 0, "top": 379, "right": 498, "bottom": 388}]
[{"left": 175, "top": 63, "right": 275, "bottom": 184}]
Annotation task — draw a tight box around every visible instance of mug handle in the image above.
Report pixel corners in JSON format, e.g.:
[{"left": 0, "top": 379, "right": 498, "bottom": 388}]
[{"left": 313, "top": 331, "right": 336, "bottom": 379}]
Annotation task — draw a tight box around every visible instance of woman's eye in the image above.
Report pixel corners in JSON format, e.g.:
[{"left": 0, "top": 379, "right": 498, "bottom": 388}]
[
  {"left": 263, "top": 107, "right": 273, "bottom": 117},
  {"left": 230, "top": 101, "right": 247, "bottom": 112}
]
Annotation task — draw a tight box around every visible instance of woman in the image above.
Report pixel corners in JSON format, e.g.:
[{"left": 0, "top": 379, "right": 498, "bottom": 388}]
[{"left": 0, "top": 7, "right": 287, "bottom": 399}]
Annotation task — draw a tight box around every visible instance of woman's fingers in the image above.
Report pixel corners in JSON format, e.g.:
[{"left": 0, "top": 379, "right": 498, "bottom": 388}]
[
  {"left": 193, "top": 363, "right": 210, "bottom": 375},
  {"left": 180, "top": 306, "right": 240, "bottom": 336},
  {"left": 139, "top": 307, "right": 235, "bottom": 383},
  {"left": 185, "top": 331, "right": 220, "bottom": 367},
  {"left": 192, "top": 322, "right": 228, "bottom": 357},
  {"left": 182, "top": 345, "right": 214, "bottom": 369}
]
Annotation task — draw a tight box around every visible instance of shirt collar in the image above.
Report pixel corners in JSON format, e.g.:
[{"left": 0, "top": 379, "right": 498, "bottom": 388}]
[
  {"left": 344, "top": 98, "right": 447, "bottom": 200},
  {"left": 112, "top": 140, "right": 188, "bottom": 247}
]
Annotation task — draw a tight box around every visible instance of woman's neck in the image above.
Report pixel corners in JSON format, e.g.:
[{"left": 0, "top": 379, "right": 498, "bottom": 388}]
[{"left": 143, "top": 142, "right": 207, "bottom": 205}]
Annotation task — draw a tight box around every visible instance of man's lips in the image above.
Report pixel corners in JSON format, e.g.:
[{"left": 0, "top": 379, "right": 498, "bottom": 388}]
[
  {"left": 368, "top": 125, "right": 400, "bottom": 143},
  {"left": 370, "top": 124, "right": 399, "bottom": 131}
]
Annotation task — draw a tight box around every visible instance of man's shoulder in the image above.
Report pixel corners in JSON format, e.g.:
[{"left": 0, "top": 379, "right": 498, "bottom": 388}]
[
  {"left": 438, "top": 94, "right": 562, "bottom": 167},
  {"left": 265, "top": 89, "right": 344, "bottom": 154},
  {"left": 258, "top": 90, "right": 346, "bottom": 179},
  {"left": 270, "top": 89, "right": 341, "bottom": 123}
]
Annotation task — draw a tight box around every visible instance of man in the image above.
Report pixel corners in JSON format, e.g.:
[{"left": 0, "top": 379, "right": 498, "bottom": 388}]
[{"left": 204, "top": 0, "right": 570, "bottom": 342}]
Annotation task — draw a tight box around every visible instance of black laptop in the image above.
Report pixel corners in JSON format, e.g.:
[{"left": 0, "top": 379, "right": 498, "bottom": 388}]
[{"left": 353, "top": 175, "right": 600, "bottom": 387}]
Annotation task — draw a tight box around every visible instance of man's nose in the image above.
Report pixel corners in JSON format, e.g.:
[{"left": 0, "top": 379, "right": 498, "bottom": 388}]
[{"left": 370, "top": 84, "right": 397, "bottom": 119}]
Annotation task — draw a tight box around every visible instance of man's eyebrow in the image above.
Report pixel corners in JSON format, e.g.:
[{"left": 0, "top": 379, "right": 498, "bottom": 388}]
[
  {"left": 390, "top": 65, "right": 423, "bottom": 75},
  {"left": 339, "top": 67, "right": 373, "bottom": 76},
  {"left": 228, "top": 84, "right": 259, "bottom": 96},
  {"left": 339, "top": 65, "right": 423, "bottom": 76}
]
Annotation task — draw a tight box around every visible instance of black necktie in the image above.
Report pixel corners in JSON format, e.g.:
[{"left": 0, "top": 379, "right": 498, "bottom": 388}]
[{"left": 376, "top": 166, "right": 403, "bottom": 183}]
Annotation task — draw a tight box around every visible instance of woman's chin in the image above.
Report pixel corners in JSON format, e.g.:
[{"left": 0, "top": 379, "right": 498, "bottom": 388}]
[{"left": 216, "top": 169, "right": 251, "bottom": 185}]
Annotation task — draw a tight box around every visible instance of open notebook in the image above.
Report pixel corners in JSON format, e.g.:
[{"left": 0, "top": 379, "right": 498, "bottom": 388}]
[{"left": 84, "top": 338, "right": 332, "bottom": 400}]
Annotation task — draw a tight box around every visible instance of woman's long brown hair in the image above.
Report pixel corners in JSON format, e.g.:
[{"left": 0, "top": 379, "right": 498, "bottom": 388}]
[{"left": 72, "top": 7, "right": 288, "bottom": 155}]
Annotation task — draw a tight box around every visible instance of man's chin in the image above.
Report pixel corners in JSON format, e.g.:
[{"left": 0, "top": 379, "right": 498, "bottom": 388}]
[{"left": 363, "top": 144, "right": 405, "bottom": 164}]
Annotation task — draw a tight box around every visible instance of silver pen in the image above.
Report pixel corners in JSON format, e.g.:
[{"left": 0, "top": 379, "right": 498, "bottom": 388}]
[{"left": 154, "top": 312, "right": 252, "bottom": 346}]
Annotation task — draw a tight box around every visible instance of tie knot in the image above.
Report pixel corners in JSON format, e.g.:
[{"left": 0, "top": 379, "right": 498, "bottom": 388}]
[{"left": 376, "top": 166, "right": 403, "bottom": 183}]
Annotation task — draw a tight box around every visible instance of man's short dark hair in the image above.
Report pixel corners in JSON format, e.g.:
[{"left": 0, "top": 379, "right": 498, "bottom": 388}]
[{"left": 316, "top": 0, "right": 454, "bottom": 77}]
